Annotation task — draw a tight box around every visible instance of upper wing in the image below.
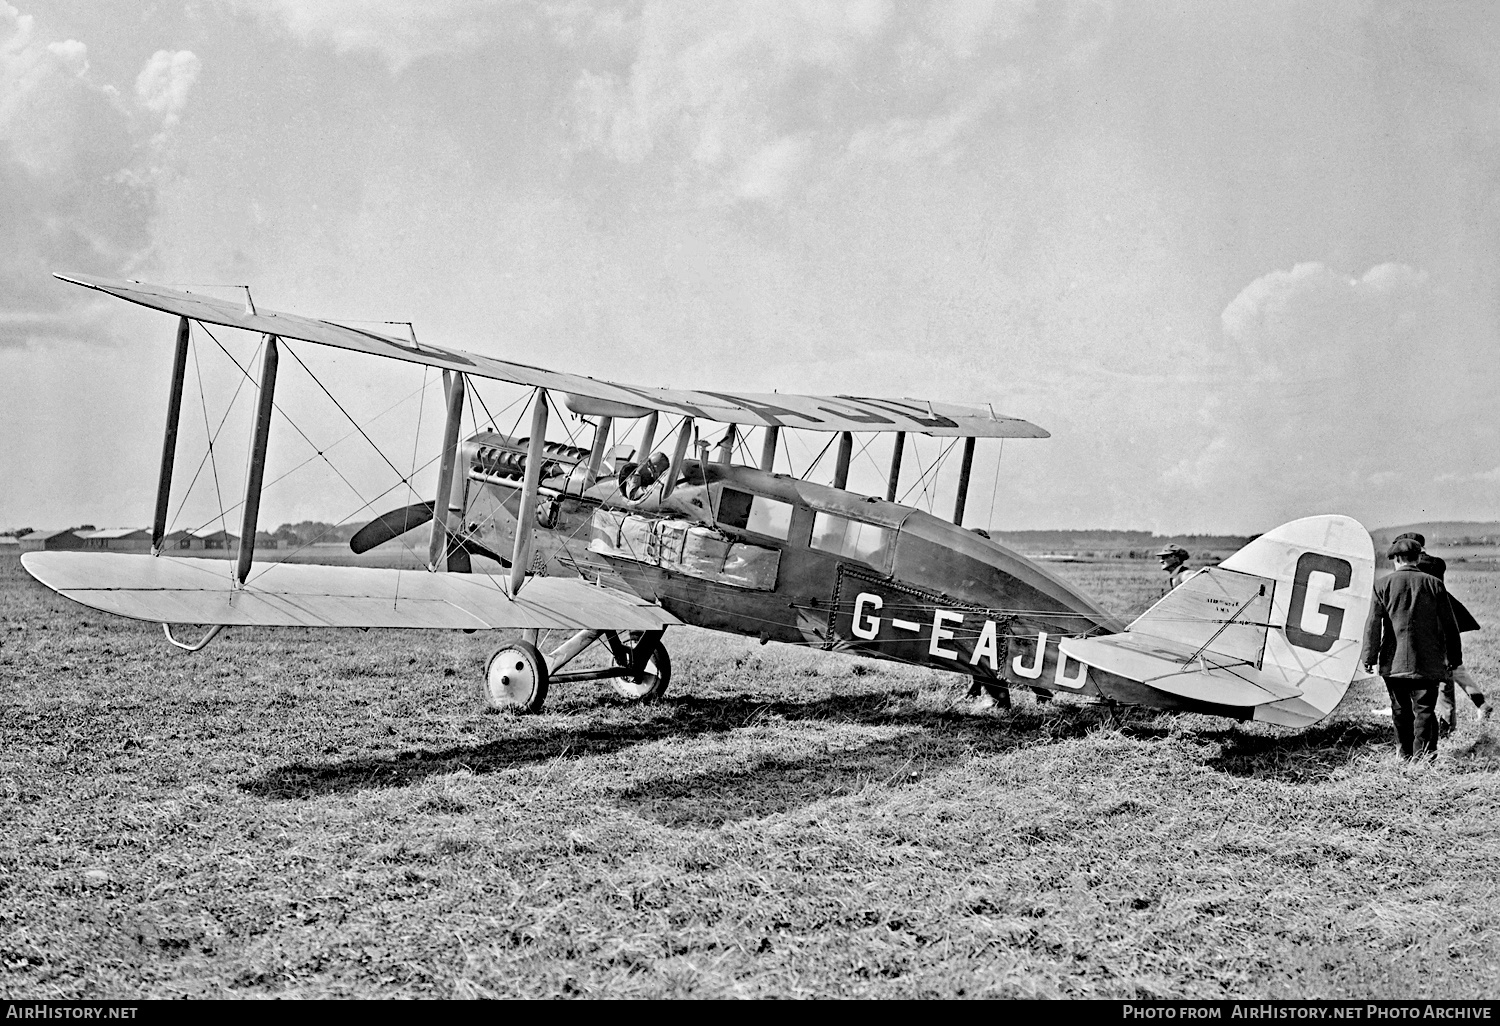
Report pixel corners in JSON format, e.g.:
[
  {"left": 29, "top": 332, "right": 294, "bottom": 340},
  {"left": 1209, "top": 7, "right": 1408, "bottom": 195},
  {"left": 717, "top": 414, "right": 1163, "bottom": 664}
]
[
  {"left": 22, "top": 552, "right": 680, "bottom": 631},
  {"left": 57, "top": 273, "right": 1047, "bottom": 439}
]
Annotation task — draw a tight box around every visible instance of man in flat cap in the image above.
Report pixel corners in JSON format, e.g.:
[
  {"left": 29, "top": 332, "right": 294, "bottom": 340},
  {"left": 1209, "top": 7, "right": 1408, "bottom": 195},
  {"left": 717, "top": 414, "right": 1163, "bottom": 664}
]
[
  {"left": 1392, "top": 532, "right": 1488, "bottom": 729},
  {"left": 1363, "top": 538, "right": 1464, "bottom": 759},
  {"left": 1156, "top": 544, "right": 1192, "bottom": 595}
]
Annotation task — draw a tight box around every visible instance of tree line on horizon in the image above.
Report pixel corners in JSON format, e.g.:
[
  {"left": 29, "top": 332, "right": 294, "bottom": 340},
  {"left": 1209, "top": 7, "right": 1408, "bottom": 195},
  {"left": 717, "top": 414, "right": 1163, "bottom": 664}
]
[{"left": 0, "top": 522, "right": 364, "bottom": 546}]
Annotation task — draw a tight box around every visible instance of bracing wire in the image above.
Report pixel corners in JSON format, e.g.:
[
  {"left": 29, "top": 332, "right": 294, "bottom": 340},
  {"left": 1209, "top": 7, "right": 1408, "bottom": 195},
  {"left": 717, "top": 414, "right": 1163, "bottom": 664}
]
[
  {"left": 409, "top": 364, "right": 430, "bottom": 503},
  {"left": 904, "top": 436, "right": 930, "bottom": 510},
  {"left": 274, "top": 340, "right": 425, "bottom": 500},
  {"left": 185, "top": 338, "right": 393, "bottom": 538},
  {"left": 398, "top": 365, "right": 431, "bottom": 600},
  {"left": 804, "top": 432, "right": 837, "bottom": 479},
  {"left": 199, "top": 331, "right": 262, "bottom": 552},
  {"left": 901, "top": 437, "right": 958, "bottom": 510},
  {"left": 852, "top": 432, "right": 883, "bottom": 483},
  {"left": 250, "top": 445, "right": 452, "bottom": 584},
  {"left": 178, "top": 372, "right": 435, "bottom": 540},
  {"left": 169, "top": 327, "right": 252, "bottom": 538},
  {"left": 986, "top": 438, "right": 1004, "bottom": 531},
  {"left": 178, "top": 329, "right": 442, "bottom": 577},
  {"left": 197, "top": 323, "right": 426, "bottom": 502}
]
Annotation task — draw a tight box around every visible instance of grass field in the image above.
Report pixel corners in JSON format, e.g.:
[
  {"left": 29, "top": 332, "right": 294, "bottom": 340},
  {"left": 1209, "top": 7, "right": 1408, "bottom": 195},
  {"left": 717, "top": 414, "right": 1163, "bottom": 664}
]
[{"left": 3, "top": 551, "right": 1500, "bottom": 999}]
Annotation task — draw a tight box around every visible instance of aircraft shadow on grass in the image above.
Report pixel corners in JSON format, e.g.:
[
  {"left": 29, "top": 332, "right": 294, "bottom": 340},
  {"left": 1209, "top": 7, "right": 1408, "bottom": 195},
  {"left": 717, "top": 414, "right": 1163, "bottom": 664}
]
[
  {"left": 242, "top": 690, "right": 1419, "bottom": 811},
  {"left": 240, "top": 691, "right": 1098, "bottom": 803},
  {"left": 1202, "top": 719, "right": 1394, "bottom": 781}
]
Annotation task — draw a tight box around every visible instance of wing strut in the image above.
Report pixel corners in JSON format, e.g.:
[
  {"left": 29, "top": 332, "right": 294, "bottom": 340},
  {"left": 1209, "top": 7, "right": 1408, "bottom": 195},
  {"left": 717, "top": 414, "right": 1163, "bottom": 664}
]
[
  {"left": 509, "top": 389, "right": 549, "bottom": 595},
  {"left": 760, "top": 426, "right": 779, "bottom": 472},
  {"left": 235, "top": 334, "right": 279, "bottom": 585},
  {"left": 428, "top": 370, "right": 466, "bottom": 570},
  {"left": 585, "top": 415, "right": 612, "bottom": 483},
  {"left": 832, "top": 431, "right": 853, "bottom": 490},
  {"left": 661, "top": 416, "right": 693, "bottom": 500},
  {"left": 636, "top": 411, "right": 658, "bottom": 464},
  {"left": 151, "top": 316, "right": 191, "bottom": 555},
  {"left": 886, "top": 431, "right": 905, "bottom": 502},
  {"left": 716, "top": 424, "right": 737, "bottom": 465},
  {"left": 952, "top": 436, "right": 976, "bottom": 526}
]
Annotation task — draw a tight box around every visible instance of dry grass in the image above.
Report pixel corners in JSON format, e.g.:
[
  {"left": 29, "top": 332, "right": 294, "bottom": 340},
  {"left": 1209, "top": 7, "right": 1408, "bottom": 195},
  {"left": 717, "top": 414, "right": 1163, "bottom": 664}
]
[{"left": 2, "top": 552, "right": 1499, "bottom": 998}]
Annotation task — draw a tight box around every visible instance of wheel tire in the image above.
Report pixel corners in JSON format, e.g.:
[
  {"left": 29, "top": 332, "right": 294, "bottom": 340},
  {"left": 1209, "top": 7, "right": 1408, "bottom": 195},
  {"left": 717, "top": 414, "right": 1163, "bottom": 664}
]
[
  {"left": 613, "top": 639, "right": 671, "bottom": 702},
  {"left": 484, "top": 640, "right": 549, "bottom": 714}
]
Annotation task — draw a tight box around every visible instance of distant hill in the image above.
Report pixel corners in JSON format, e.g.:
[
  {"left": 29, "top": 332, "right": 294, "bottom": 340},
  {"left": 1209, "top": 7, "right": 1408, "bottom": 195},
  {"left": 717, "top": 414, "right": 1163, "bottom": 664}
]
[
  {"left": 1371, "top": 522, "right": 1500, "bottom": 546},
  {"left": 989, "top": 530, "right": 1253, "bottom": 558}
]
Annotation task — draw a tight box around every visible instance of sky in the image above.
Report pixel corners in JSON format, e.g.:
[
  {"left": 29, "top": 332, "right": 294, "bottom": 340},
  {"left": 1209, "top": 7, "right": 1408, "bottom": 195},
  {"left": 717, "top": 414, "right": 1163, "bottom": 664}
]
[{"left": 2, "top": 0, "right": 1497, "bottom": 536}]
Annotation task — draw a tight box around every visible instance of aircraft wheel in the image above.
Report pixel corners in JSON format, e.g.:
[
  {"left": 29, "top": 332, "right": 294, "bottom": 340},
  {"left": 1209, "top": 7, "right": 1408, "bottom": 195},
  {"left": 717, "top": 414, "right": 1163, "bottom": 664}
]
[
  {"left": 484, "top": 640, "right": 549, "bottom": 714},
  {"left": 613, "top": 639, "right": 671, "bottom": 703}
]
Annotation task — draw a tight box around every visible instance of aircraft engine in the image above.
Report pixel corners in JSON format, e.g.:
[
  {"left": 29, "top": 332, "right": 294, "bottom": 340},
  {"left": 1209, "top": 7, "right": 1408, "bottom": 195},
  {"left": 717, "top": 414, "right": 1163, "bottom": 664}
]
[{"left": 468, "top": 431, "right": 590, "bottom": 485}]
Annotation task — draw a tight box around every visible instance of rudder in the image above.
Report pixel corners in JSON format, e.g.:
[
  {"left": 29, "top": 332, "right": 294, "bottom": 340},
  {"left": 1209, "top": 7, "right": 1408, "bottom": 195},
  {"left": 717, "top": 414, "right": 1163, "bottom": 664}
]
[{"left": 1218, "top": 514, "right": 1375, "bottom": 727}]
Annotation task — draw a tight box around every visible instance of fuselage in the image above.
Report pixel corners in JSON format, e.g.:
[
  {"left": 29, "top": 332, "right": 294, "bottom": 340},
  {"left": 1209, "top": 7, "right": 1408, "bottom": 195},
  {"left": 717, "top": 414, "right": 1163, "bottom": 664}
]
[{"left": 452, "top": 431, "right": 1176, "bottom": 701}]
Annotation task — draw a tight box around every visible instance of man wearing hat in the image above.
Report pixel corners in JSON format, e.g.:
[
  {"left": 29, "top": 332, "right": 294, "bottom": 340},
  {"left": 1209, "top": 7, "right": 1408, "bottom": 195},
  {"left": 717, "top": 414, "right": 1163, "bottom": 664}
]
[
  {"left": 1156, "top": 544, "right": 1192, "bottom": 594},
  {"left": 1363, "top": 537, "right": 1464, "bottom": 759},
  {"left": 1392, "top": 532, "right": 1488, "bottom": 727}
]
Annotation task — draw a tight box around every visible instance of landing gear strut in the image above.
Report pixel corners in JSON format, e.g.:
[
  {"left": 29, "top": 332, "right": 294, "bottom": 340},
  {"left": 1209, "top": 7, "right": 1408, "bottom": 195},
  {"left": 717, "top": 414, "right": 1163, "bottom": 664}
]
[
  {"left": 603, "top": 631, "right": 671, "bottom": 702},
  {"left": 481, "top": 629, "right": 670, "bottom": 713}
]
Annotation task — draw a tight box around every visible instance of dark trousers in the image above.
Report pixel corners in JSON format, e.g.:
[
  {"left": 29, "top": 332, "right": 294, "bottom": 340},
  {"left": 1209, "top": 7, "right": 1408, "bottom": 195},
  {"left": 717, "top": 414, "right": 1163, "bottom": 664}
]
[{"left": 1385, "top": 678, "right": 1440, "bottom": 758}]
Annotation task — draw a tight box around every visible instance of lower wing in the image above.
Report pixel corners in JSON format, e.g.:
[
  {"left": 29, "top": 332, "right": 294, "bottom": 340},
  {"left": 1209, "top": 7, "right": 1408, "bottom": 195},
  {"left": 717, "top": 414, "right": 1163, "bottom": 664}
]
[{"left": 22, "top": 552, "right": 679, "bottom": 631}]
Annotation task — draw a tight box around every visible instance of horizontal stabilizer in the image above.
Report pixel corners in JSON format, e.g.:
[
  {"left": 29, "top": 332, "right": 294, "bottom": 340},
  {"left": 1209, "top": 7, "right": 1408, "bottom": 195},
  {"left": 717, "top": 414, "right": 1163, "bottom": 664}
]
[
  {"left": 22, "top": 552, "right": 679, "bottom": 632},
  {"left": 1061, "top": 634, "right": 1302, "bottom": 708}
]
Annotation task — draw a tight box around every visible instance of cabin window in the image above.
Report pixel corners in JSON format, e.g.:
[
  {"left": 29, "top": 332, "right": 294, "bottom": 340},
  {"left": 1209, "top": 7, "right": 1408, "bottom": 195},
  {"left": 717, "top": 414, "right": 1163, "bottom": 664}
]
[
  {"left": 810, "top": 511, "right": 893, "bottom": 568},
  {"left": 716, "top": 488, "right": 793, "bottom": 541}
]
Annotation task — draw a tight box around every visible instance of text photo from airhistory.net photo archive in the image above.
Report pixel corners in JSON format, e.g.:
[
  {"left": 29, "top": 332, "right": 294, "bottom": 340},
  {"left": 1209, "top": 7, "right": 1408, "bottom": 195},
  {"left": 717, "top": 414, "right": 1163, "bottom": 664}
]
[{"left": 3, "top": 0, "right": 1500, "bottom": 1011}]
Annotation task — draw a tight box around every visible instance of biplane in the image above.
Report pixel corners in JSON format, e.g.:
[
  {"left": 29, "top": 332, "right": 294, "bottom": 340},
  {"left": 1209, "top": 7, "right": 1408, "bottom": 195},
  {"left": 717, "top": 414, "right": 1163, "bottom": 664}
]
[{"left": 22, "top": 273, "right": 1376, "bottom": 729}]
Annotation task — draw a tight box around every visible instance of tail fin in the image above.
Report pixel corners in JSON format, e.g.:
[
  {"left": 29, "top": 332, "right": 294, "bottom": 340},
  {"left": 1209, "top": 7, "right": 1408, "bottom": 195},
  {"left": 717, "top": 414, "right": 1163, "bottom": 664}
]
[
  {"left": 1058, "top": 514, "right": 1374, "bottom": 726},
  {"left": 1219, "top": 514, "right": 1375, "bottom": 727}
]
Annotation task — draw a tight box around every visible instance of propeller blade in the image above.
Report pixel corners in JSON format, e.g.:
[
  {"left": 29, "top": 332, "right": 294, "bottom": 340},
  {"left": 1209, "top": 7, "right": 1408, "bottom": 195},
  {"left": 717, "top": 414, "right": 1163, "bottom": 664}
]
[
  {"left": 349, "top": 501, "right": 435, "bottom": 554},
  {"left": 454, "top": 536, "right": 510, "bottom": 568},
  {"left": 446, "top": 544, "right": 472, "bottom": 574}
]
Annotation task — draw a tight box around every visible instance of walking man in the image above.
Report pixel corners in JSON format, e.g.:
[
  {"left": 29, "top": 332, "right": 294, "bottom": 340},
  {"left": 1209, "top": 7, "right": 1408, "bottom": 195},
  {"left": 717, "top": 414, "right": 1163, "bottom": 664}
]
[
  {"left": 1363, "top": 538, "right": 1464, "bottom": 759},
  {"left": 1391, "top": 532, "right": 1488, "bottom": 728}
]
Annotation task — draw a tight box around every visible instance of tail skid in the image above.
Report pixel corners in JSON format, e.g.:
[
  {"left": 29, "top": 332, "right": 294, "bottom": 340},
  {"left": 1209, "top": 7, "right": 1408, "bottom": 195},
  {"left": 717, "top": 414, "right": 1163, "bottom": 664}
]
[{"left": 1060, "top": 515, "right": 1375, "bottom": 728}]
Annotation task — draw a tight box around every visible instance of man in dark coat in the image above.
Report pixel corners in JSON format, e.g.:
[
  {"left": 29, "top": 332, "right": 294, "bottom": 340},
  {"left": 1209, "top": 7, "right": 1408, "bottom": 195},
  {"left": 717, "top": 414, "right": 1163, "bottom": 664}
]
[
  {"left": 1363, "top": 538, "right": 1463, "bottom": 759},
  {"left": 1392, "top": 532, "right": 1487, "bottom": 728}
]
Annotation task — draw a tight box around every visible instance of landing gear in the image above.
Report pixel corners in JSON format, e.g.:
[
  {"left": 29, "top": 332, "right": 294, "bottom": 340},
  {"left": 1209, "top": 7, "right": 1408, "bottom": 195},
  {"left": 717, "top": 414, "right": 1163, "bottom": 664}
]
[
  {"left": 484, "top": 640, "right": 549, "bottom": 713},
  {"left": 608, "top": 633, "right": 671, "bottom": 702},
  {"left": 480, "top": 629, "right": 670, "bottom": 713}
]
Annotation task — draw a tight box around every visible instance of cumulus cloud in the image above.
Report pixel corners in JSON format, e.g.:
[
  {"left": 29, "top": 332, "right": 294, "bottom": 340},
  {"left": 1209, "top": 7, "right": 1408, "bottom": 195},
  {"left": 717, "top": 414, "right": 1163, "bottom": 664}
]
[
  {"left": 734, "top": 134, "right": 812, "bottom": 203},
  {"left": 1219, "top": 262, "right": 1446, "bottom": 381},
  {"left": 227, "top": 0, "right": 529, "bottom": 70},
  {"left": 236, "top": 0, "right": 1110, "bottom": 205},
  {"left": 1160, "top": 261, "right": 1498, "bottom": 523},
  {"left": 561, "top": 0, "right": 1113, "bottom": 204},
  {"left": 135, "top": 49, "right": 201, "bottom": 127},
  {"left": 0, "top": 4, "right": 198, "bottom": 348}
]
